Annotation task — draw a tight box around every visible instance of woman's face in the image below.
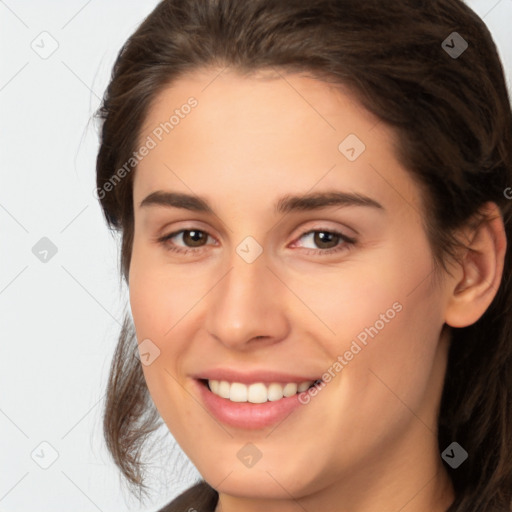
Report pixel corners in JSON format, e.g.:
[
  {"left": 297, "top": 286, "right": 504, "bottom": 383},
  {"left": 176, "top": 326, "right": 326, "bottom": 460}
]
[{"left": 129, "top": 69, "right": 454, "bottom": 508}]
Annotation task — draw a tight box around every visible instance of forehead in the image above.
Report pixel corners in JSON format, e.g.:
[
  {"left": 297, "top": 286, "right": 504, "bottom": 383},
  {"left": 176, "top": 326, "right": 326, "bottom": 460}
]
[
  {"left": 140, "top": 67, "right": 386, "bottom": 147},
  {"left": 134, "top": 68, "right": 422, "bottom": 218}
]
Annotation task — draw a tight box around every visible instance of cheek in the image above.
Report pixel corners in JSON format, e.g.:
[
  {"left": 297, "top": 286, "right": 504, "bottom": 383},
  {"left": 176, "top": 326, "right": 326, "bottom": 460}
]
[
  {"left": 128, "top": 244, "right": 182, "bottom": 397},
  {"left": 128, "top": 243, "right": 216, "bottom": 406},
  {"left": 128, "top": 239, "right": 198, "bottom": 341},
  {"left": 304, "top": 226, "right": 444, "bottom": 385},
  {"left": 320, "top": 237, "right": 445, "bottom": 429},
  {"left": 128, "top": 260, "right": 198, "bottom": 436},
  {"left": 296, "top": 241, "right": 437, "bottom": 358}
]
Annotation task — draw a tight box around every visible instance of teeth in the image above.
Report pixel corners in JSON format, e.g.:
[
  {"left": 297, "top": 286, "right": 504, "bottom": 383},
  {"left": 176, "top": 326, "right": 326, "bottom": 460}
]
[
  {"left": 207, "top": 379, "right": 315, "bottom": 403},
  {"left": 218, "top": 380, "right": 230, "bottom": 399},
  {"left": 297, "top": 381, "right": 312, "bottom": 392}
]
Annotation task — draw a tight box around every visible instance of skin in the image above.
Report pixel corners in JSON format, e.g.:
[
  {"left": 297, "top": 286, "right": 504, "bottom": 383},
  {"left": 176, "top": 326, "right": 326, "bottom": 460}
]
[{"left": 128, "top": 68, "right": 506, "bottom": 512}]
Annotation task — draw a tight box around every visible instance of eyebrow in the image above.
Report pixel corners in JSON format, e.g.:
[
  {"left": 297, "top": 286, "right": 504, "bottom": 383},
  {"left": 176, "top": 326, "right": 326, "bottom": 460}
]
[{"left": 139, "top": 190, "right": 384, "bottom": 215}]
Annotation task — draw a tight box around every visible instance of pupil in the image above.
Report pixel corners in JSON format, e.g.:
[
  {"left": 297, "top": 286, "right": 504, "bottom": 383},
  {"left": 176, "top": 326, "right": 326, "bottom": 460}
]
[
  {"left": 316, "top": 231, "right": 337, "bottom": 248},
  {"left": 186, "top": 230, "right": 205, "bottom": 246}
]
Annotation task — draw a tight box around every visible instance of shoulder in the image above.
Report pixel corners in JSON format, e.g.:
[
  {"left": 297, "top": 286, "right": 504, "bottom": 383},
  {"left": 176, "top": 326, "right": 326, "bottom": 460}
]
[{"left": 156, "top": 480, "right": 218, "bottom": 512}]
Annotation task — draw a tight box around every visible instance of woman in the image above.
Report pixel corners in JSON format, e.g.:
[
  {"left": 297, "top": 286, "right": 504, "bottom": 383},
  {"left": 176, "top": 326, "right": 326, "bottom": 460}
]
[{"left": 95, "top": 1, "right": 512, "bottom": 511}]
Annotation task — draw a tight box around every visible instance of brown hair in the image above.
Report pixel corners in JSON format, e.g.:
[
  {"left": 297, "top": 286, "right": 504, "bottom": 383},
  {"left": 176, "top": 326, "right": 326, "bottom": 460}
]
[{"left": 95, "top": 1, "right": 512, "bottom": 510}]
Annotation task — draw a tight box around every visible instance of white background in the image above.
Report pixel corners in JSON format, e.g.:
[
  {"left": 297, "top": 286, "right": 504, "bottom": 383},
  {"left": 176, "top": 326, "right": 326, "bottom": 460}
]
[{"left": 1, "top": 1, "right": 511, "bottom": 511}]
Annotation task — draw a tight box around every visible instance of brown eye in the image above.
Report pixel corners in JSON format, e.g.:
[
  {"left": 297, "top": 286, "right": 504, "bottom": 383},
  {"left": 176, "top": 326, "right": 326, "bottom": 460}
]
[
  {"left": 295, "top": 229, "right": 356, "bottom": 255},
  {"left": 311, "top": 231, "right": 341, "bottom": 249},
  {"left": 158, "top": 229, "right": 213, "bottom": 254},
  {"left": 181, "top": 230, "right": 208, "bottom": 247}
]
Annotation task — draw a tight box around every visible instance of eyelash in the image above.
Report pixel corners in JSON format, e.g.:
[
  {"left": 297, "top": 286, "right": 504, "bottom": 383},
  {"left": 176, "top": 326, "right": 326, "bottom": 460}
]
[{"left": 157, "top": 227, "right": 357, "bottom": 256}]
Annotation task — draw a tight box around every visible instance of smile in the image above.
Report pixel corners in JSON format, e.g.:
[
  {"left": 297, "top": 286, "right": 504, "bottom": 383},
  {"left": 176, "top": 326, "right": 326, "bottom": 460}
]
[
  {"left": 206, "top": 379, "right": 319, "bottom": 403},
  {"left": 194, "top": 377, "right": 324, "bottom": 429}
]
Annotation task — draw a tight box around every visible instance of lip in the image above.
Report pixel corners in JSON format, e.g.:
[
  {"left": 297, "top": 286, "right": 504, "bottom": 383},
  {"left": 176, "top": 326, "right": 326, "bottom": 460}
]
[
  {"left": 193, "top": 378, "right": 312, "bottom": 429},
  {"left": 190, "top": 368, "right": 321, "bottom": 385}
]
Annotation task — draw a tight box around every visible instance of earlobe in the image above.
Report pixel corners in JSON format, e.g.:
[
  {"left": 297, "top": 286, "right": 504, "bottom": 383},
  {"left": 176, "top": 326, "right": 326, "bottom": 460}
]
[{"left": 444, "top": 202, "right": 507, "bottom": 328}]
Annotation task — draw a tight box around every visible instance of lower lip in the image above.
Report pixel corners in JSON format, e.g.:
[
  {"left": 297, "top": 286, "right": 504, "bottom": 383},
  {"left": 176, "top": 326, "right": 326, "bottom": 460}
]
[{"left": 194, "top": 379, "right": 308, "bottom": 430}]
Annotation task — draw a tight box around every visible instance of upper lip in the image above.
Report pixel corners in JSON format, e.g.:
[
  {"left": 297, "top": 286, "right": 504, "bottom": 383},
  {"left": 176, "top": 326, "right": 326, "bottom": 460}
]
[{"left": 191, "top": 368, "right": 322, "bottom": 385}]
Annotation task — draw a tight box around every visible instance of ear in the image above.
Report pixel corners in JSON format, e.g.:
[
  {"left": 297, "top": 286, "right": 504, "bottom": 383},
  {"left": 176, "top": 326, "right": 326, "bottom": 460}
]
[{"left": 444, "top": 202, "right": 507, "bottom": 328}]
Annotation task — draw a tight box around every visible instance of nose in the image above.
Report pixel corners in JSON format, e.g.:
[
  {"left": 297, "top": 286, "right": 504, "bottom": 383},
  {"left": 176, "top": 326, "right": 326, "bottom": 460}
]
[{"left": 205, "top": 249, "right": 290, "bottom": 350}]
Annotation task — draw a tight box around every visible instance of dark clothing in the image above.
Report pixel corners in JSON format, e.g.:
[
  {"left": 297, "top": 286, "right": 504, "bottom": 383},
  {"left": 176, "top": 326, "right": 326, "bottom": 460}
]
[{"left": 157, "top": 480, "right": 218, "bottom": 512}]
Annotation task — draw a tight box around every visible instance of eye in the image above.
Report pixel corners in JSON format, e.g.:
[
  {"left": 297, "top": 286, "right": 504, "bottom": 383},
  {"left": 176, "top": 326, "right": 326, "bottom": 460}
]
[
  {"left": 158, "top": 229, "right": 214, "bottom": 254},
  {"left": 292, "top": 229, "right": 356, "bottom": 255},
  {"left": 157, "top": 227, "right": 356, "bottom": 256}
]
